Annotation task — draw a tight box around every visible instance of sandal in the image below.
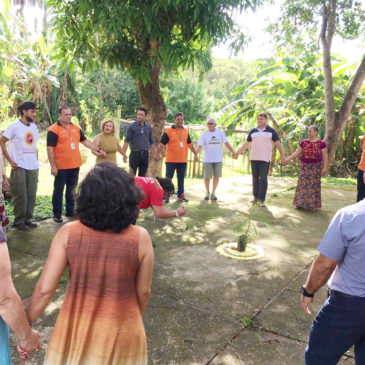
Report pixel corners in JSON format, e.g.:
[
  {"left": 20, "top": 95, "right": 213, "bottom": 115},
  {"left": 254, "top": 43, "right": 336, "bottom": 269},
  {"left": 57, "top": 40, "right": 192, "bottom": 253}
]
[
  {"left": 260, "top": 201, "right": 266, "bottom": 207},
  {"left": 251, "top": 198, "right": 258, "bottom": 203}
]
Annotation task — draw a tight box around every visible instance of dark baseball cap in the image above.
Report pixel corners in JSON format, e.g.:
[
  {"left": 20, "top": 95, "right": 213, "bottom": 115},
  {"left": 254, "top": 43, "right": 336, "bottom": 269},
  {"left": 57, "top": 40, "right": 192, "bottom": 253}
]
[{"left": 18, "top": 101, "right": 38, "bottom": 111}]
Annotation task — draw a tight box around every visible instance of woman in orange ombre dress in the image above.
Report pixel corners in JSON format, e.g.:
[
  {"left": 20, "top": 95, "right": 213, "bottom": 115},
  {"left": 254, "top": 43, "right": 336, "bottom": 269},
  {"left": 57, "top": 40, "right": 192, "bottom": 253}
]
[{"left": 27, "top": 163, "right": 154, "bottom": 365}]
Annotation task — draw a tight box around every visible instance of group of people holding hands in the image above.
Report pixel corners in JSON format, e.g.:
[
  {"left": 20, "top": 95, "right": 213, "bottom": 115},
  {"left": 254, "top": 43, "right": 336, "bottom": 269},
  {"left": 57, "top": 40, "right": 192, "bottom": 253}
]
[
  {"left": 0, "top": 102, "right": 335, "bottom": 233},
  {"left": 0, "top": 101, "right": 364, "bottom": 364}
]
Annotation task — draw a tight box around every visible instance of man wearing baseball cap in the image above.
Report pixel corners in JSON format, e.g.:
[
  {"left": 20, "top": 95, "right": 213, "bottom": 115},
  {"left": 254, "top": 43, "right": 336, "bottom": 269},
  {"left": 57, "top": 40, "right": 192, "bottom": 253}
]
[{"left": 0, "top": 101, "right": 40, "bottom": 230}]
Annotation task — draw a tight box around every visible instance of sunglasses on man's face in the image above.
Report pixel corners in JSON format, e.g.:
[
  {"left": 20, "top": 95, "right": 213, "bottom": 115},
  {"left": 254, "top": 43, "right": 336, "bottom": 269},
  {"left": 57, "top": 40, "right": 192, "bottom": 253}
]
[{"left": 207, "top": 123, "right": 214, "bottom": 125}]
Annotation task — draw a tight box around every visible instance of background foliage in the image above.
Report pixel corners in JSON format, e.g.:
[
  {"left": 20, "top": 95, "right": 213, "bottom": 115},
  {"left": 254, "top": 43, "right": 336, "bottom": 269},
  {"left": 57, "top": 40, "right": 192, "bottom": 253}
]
[{"left": 0, "top": 0, "right": 364, "bottom": 177}]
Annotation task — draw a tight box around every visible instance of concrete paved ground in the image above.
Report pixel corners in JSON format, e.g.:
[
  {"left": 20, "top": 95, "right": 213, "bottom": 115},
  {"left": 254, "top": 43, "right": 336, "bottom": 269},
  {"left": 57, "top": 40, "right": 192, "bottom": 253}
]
[{"left": 8, "top": 175, "right": 356, "bottom": 364}]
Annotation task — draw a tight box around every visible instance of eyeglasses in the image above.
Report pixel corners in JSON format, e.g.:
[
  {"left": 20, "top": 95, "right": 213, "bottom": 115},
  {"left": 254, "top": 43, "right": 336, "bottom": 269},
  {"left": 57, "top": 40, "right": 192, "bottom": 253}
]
[{"left": 207, "top": 123, "right": 214, "bottom": 125}]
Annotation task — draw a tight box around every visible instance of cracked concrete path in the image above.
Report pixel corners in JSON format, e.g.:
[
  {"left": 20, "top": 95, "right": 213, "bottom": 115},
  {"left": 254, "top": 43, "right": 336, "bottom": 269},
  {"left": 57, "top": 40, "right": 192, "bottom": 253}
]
[{"left": 8, "top": 175, "right": 356, "bottom": 364}]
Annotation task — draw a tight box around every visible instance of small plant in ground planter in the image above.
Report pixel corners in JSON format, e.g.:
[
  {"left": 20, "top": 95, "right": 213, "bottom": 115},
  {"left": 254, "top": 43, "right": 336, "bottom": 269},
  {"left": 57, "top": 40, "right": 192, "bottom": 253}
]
[{"left": 234, "top": 218, "right": 257, "bottom": 252}]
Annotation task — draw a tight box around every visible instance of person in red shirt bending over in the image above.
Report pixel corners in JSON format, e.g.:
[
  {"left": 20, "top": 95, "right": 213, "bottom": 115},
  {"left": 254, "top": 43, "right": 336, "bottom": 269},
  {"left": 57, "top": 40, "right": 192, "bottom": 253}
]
[{"left": 135, "top": 177, "right": 187, "bottom": 219}]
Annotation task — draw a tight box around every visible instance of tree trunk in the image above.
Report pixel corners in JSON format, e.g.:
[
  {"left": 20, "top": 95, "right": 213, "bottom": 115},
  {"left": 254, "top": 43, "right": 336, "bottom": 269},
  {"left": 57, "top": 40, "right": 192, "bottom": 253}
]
[
  {"left": 320, "top": 2, "right": 365, "bottom": 163},
  {"left": 59, "top": 70, "right": 68, "bottom": 107},
  {"left": 137, "top": 62, "right": 167, "bottom": 177},
  {"left": 324, "top": 56, "right": 365, "bottom": 161}
]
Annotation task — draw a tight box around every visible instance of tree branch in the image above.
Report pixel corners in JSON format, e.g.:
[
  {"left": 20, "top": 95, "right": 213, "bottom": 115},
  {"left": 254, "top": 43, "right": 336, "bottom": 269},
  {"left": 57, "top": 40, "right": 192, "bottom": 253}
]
[
  {"left": 326, "top": 0, "right": 336, "bottom": 49},
  {"left": 321, "top": 2, "right": 335, "bottom": 124},
  {"left": 338, "top": 55, "right": 365, "bottom": 121}
]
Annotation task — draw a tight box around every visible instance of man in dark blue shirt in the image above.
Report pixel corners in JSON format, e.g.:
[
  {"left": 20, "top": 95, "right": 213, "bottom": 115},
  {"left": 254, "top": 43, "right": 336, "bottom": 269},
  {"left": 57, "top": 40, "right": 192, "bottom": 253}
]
[{"left": 121, "top": 107, "right": 158, "bottom": 176}]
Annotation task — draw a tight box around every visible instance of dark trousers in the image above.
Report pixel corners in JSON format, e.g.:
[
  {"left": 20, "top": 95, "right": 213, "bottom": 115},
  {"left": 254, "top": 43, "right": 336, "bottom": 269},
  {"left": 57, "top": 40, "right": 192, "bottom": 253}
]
[
  {"left": 10, "top": 167, "right": 38, "bottom": 225},
  {"left": 305, "top": 292, "right": 365, "bottom": 364},
  {"left": 129, "top": 150, "right": 149, "bottom": 177},
  {"left": 52, "top": 168, "right": 79, "bottom": 216},
  {"left": 357, "top": 169, "right": 365, "bottom": 202},
  {"left": 251, "top": 160, "right": 270, "bottom": 202},
  {"left": 166, "top": 162, "right": 187, "bottom": 197}
]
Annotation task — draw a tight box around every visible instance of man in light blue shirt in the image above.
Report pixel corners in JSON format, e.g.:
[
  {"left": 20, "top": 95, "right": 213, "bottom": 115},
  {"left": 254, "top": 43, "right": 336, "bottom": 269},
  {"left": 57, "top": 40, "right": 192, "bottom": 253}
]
[{"left": 301, "top": 199, "right": 365, "bottom": 364}]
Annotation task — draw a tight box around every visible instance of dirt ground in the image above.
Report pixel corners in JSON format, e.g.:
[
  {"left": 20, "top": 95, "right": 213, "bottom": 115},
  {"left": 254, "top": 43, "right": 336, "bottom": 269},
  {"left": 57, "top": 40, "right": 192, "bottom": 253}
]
[{"left": 8, "top": 175, "right": 356, "bottom": 364}]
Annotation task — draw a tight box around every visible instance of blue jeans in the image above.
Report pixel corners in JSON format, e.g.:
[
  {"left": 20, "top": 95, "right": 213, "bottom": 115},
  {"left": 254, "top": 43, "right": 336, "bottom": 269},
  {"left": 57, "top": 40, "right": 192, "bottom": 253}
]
[
  {"left": 165, "top": 163, "right": 187, "bottom": 197},
  {"left": 251, "top": 160, "right": 270, "bottom": 202},
  {"left": 305, "top": 291, "right": 365, "bottom": 364},
  {"left": 52, "top": 168, "right": 79, "bottom": 216},
  {"left": 0, "top": 317, "right": 10, "bottom": 365}
]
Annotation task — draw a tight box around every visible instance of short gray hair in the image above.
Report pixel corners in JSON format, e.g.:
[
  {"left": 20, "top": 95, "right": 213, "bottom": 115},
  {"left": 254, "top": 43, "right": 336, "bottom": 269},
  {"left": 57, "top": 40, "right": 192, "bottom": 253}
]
[{"left": 207, "top": 117, "right": 216, "bottom": 124}]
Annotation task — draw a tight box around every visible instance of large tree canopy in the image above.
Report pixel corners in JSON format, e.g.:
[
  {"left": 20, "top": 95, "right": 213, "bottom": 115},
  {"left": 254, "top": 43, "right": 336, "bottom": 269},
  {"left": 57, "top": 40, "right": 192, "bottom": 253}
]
[
  {"left": 270, "top": 0, "right": 365, "bottom": 162},
  {"left": 48, "top": 0, "right": 262, "bottom": 175}
]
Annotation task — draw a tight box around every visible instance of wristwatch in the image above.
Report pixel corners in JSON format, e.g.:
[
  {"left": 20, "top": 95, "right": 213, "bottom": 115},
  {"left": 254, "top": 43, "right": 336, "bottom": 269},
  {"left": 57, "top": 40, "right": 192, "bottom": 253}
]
[
  {"left": 301, "top": 285, "right": 314, "bottom": 298},
  {"left": 175, "top": 210, "right": 179, "bottom": 217}
]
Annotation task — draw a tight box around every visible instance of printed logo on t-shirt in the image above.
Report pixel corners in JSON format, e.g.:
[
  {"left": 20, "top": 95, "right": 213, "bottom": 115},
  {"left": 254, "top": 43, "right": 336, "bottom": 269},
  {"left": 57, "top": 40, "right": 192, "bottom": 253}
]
[
  {"left": 24, "top": 131, "right": 34, "bottom": 145},
  {"left": 208, "top": 136, "right": 221, "bottom": 145},
  {"left": 23, "top": 131, "right": 36, "bottom": 153}
]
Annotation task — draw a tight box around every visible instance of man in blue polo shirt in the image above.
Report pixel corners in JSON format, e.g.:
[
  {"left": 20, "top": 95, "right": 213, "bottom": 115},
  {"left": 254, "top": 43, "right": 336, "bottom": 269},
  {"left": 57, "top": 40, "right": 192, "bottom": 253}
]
[{"left": 301, "top": 199, "right": 365, "bottom": 364}]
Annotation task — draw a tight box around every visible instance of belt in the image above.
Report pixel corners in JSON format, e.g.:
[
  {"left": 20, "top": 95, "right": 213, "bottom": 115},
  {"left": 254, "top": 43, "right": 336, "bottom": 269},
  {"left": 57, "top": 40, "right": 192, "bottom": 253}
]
[
  {"left": 131, "top": 150, "right": 148, "bottom": 154},
  {"left": 329, "top": 289, "right": 364, "bottom": 299}
]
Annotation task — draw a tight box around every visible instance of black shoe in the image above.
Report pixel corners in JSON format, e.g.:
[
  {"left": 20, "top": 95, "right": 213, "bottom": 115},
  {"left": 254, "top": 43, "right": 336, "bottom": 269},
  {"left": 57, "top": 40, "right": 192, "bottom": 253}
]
[
  {"left": 54, "top": 216, "right": 63, "bottom": 223},
  {"left": 65, "top": 212, "right": 75, "bottom": 217},
  {"left": 25, "top": 221, "right": 39, "bottom": 228},
  {"left": 13, "top": 223, "right": 29, "bottom": 230}
]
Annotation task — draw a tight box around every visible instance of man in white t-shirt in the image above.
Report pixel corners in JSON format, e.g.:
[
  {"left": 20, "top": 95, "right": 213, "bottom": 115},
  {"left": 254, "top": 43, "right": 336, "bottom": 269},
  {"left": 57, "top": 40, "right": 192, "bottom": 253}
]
[
  {"left": 195, "top": 118, "right": 235, "bottom": 200},
  {"left": 0, "top": 102, "right": 40, "bottom": 230}
]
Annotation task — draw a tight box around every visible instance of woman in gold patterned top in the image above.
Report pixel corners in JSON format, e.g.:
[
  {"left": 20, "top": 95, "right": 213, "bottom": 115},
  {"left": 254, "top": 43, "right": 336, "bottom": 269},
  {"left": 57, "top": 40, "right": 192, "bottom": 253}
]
[{"left": 93, "top": 120, "right": 127, "bottom": 164}]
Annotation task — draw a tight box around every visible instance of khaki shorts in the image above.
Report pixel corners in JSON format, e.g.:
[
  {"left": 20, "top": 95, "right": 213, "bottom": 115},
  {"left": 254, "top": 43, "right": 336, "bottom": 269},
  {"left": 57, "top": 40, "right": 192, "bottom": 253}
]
[{"left": 203, "top": 162, "right": 223, "bottom": 178}]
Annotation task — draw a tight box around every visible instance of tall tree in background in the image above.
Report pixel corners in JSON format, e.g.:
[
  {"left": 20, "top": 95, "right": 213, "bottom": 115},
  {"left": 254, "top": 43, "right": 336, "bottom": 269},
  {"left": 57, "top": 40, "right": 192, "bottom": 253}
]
[
  {"left": 47, "top": 0, "right": 262, "bottom": 175},
  {"left": 272, "top": 0, "right": 365, "bottom": 162}
]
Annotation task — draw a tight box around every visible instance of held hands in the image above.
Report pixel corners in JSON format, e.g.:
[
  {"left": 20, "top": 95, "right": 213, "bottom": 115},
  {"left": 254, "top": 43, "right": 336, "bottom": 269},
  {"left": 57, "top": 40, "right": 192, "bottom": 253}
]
[
  {"left": 232, "top": 152, "right": 239, "bottom": 160},
  {"left": 154, "top": 153, "right": 161, "bottom": 162},
  {"left": 95, "top": 149, "right": 107, "bottom": 157},
  {"left": 194, "top": 154, "right": 199, "bottom": 162},
  {"left": 123, "top": 155, "right": 128, "bottom": 163},
  {"left": 281, "top": 157, "right": 289, "bottom": 166},
  {"left": 17, "top": 328, "right": 42, "bottom": 362}
]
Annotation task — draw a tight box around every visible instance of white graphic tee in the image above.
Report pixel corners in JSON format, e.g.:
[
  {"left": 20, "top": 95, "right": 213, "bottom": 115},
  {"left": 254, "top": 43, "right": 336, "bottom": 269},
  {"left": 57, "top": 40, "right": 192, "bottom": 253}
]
[
  {"left": 3, "top": 120, "right": 39, "bottom": 170},
  {"left": 198, "top": 128, "right": 228, "bottom": 163}
]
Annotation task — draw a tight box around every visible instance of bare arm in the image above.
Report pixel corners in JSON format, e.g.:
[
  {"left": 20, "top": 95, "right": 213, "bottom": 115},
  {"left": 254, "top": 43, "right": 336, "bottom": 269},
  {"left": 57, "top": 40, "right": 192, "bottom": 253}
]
[
  {"left": 301, "top": 253, "right": 338, "bottom": 315},
  {"left": 0, "top": 136, "right": 17, "bottom": 169},
  {"left": 274, "top": 140, "right": 285, "bottom": 159},
  {"left": 237, "top": 141, "right": 251, "bottom": 154},
  {"left": 321, "top": 148, "right": 329, "bottom": 175},
  {"left": 47, "top": 147, "right": 58, "bottom": 176},
  {"left": 116, "top": 138, "right": 127, "bottom": 158},
  {"left": 136, "top": 227, "right": 154, "bottom": 314},
  {"left": 150, "top": 143, "right": 157, "bottom": 156},
  {"left": 152, "top": 205, "right": 186, "bottom": 219},
  {"left": 27, "top": 224, "right": 69, "bottom": 322},
  {"left": 224, "top": 142, "right": 235, "bottom": 154},
  {"left": 1, "top": 153, "right": 9, "bottom": 191},
  {"left": 91, "top": 135, "right": 100, "bottom": 156},
  {"left": 188, "top": 143, "right": 197, "bottom": 155},
  {"left": 121, "top": 141, "right": 129, "bottom": 155},
  {"left": 285, "top": 147, "right": 302, "bottom": 162},
  {"left": 195, "top": 145, "right": 203, "bottom": 155},
  {"left": 0, "top": 241, "right": 41, "bottom": 353}
]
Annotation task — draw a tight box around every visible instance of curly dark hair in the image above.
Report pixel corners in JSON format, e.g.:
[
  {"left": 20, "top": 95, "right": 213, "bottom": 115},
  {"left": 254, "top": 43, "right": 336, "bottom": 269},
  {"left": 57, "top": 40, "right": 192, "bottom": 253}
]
[
  {"left": 76, "top": 163, "right": 143, "bottom": 232},
  {"left": 155, "top": 177, "right": 174, "bottom": 194}
]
